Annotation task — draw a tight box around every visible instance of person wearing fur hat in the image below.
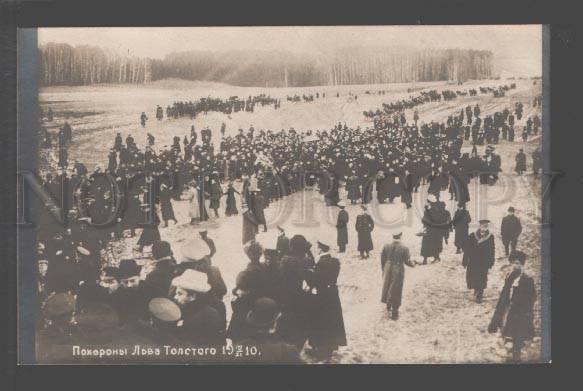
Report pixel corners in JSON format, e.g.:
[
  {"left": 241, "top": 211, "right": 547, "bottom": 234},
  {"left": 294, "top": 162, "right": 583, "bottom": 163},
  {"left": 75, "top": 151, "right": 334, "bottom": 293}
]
[
  {"left": 488, "top": 250, "right": 535, "bottom": 362},
  {"left": 171, "top": 269, "right": 226, "bottom": 346},
  {"left": 462, "top": 220, "right": 496, "bottom": 302},
  {"left": 355, "top": 205, "right": 374, "bottom": 259},
  {"left": 304, "top": 241, "right": 346, "bottom": 360},
  {"left": 336, "top": 201, "right": 349, "bottom": 253}
]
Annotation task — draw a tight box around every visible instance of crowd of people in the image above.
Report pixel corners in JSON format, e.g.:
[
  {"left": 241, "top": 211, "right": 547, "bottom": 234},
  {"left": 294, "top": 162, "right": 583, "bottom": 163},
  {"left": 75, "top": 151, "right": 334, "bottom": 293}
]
[
  {"left": 36, "top": 83, "right": 541, "bottom": 363},
  {"left": 152, "top": 94, "right": 282, "bottom": 122}
]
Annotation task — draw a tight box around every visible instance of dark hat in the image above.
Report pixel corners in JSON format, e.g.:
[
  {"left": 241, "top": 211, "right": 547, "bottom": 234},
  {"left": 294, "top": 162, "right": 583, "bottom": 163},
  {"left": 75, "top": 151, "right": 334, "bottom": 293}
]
[
  {"left": 183, "top": 305, "right": 221, "bottom": 336},
  {"left": 392, "top": 232, "right": 403, "bottom": 240},
  {"left": 246, "top": 297, "right": 281, "bottom": 328},
  {"left": 360, "top": 205, "right": 368, "bottom": 211},
  {"left": 44, "top": 292, "right": 76, "bottom": 318},
  {"left": 478, "top": 219, "right": 491, "bottom": 225},
  {"left": 102, "top": 266, "right": 120, "bottom": 279},
  {"left": 198, "top": 230, "right": 208, "bottom": 237},
  {"left": 317, "top": 241, "right": 330, "bottom": 252},
  {"left": 509, "top": 250, "right": 527, "bottom": 264},
  {"left": 289, "top": 235, "right": 309, "bottom": 256},
  {"left": 152, "top": 241, "right": 173, "bottom": 260},
  {"left": 149, "top": 298, "right": 181, "bottom": 322},
  {"left": 243, "top": 240, "right": 264, "bottom": 260},
  {"left": 118, "top": 259, "right": 141, "bottom": 279},
  {"left": 508, "top": 206, "right": 515, "bottom": 212},
  {"left": 263, "top": 249, "right": 279, "bottom": 260}
]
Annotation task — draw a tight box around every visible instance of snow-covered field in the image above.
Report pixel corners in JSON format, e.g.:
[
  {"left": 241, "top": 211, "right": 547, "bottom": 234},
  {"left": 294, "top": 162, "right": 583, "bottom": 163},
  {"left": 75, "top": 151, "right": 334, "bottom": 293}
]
[{"left": 39, "top": 79, "right": 545, "bottom": 363}]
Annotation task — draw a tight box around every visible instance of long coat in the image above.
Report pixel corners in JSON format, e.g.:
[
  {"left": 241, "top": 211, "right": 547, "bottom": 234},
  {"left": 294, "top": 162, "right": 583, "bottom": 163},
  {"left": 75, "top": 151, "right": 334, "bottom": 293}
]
[
  {"left": 305, "top": 254, "right": 347, "bottom": 350},
  {"left": 380, "top": 241, "right": 415, "bottom": 308},
  {"left": 242, "top": 210, "right": 259, "bottom": 244},
  {"left": 224, "top": 185, "right": 239, "bottom": 216},
  {"left": 185, "top": 186, "right": 200, "bottom": 220},
  {"left": 501, "top": 215, "right": 522, "bottom": 241},
  {"left": 276, "top": 254, "right": 311, "bottom": 348},
  {"left": 336, "top": 209, "right": 349, "bottom": 246},
  {"left": 420, "top": 205, "right": 451, "bottom": 258},
  {"left": 159, "top": 186, "right": 176, "bottom": 221},
  {"left": 452, "top": 209, "right": 471, "bottom": 249},
  {"left": 462, "top": 230, "right": 495, "bottom": 290},
  {"left": 488, "top": 272, "right": 536, "bottom": 343},
  {"left": 355, "top": 213, "right": 374, "bottom": 252}
]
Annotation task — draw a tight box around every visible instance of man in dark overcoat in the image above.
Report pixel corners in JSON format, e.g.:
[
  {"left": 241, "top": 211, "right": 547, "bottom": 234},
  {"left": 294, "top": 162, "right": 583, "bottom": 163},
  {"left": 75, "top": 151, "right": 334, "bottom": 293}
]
[
  {"left": 355, "top": 205, "right": 374, "bottom": 258},
  {"left": 488, "top": 250, "right": 536, "bottom": 362},
  {"left": 452, "top": 203, "right": 472, "bottom": 254},
  {"left": 380, "top": 232, "right": 416, "bottom": 320},
  {"left": 501, "top": 207, "right": 522, "bottom": 257},
  {"left": 336, "top": 201, "right": 349, "bottom": 253},
  {"left": 304, "top": 241, "right": 346, "bottom": 360},
  {"left": 462, "top": 220, "right": 496, "bottom": 302}
]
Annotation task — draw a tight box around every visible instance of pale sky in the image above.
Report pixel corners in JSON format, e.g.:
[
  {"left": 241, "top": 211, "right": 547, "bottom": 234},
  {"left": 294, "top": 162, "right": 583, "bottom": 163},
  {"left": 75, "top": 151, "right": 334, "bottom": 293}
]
[{"left": 38, "top": 26, "right": 543, "bottom": 77}]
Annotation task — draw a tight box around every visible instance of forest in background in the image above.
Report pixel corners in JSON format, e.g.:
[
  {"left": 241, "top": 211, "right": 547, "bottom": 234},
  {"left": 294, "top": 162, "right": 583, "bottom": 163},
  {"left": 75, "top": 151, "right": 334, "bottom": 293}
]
[{"left": 39, "top": 43, "right": 494, "bottom": 87}]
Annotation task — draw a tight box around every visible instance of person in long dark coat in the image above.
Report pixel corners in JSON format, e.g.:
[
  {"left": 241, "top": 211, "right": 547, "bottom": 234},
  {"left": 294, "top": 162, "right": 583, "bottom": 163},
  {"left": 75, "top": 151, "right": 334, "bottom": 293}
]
[
  {"left": 420, "top": 196, "right": 451, "bottom": 264},
  {"left": 304, "top": 241, "right": 346, "bottom": 360},
  {"left": 224, "top": 181, "right": 240, "bottom": 216},
  {"left": 336, "top": 201, "right": 349, "bottom": 253},
  {"left": 208, "top": 178, "right": 222, "bottom": 218},
  {"left": 346, "top": 175, "right": 361, "bottom": 204},
  {"left": 488, "top": 250, "right": 536, "bottom": 362},
  {"left": 452, "top": 203, "right": 471, "bottom": 253},
  {"left": 462, "top": 220, "right": 496, "bottom": 302},
  {"left": 501, "top": 206, "right": 522, "bottom": 257},
  {"left": 136, "top": 205, "right": 161, "bottom": 252},
  {"left": 515, "top": 149, "right": 527, "bottom": 175},
  {"left": 276, "top": 235, "right": 313, "bottom": 349},
  {"left": 141, "top": 241, "right": 177, "bottom": 301},
  {"left": 159, "top": 183, "right": 177, "bottom": 227},
  {"left": 276, "top": 226, "right": 290, "bottom": 257},
  {"left": 355, "top": 206, "right": 374, "bottom": 258},
  {"left": 249, "top": 191, "right": 267, "bottom": 232},
  {"left": 242, "top": 207, "right": 259, "bottom": 245},
  {"left": 400, "top": 169, "right": 413, "bottom": 208},
  {"left": 380, "top": 232, "right": 416, "bottom": 320}
]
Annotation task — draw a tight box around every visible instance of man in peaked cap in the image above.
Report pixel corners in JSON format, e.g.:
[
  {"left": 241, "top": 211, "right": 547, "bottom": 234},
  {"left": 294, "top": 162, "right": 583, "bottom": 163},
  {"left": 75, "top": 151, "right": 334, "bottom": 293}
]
[
  {"left": 355, "top": 205, "right": 374, "bottom": 259},
  {"left": 336, "top": 201, "right": 349, "bottom": 253},
  {"left": 488, "top": 250, "right": 536, "bottom": 362},
  {"left": 380, "top": 232, "right": 415, "bottom": 320}
]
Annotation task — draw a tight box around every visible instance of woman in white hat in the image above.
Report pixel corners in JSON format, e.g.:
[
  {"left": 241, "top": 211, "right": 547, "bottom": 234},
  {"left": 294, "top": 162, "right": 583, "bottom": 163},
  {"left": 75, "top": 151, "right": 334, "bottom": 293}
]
[{"left": 171, "top": 269, "right": 226, "bottom": 345}]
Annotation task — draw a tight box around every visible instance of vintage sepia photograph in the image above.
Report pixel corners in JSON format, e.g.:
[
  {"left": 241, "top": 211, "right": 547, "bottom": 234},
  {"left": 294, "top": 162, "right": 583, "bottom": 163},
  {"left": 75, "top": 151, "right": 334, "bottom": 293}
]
[{"left": 19, "top": 25, "right": 547, "bottom": 364}]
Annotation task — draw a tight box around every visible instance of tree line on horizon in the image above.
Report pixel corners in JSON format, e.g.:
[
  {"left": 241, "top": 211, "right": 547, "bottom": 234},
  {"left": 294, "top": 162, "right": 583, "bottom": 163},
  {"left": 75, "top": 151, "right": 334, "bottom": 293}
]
[{"left": 39, "top": 43, "right": 494, "bottom": 87}]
